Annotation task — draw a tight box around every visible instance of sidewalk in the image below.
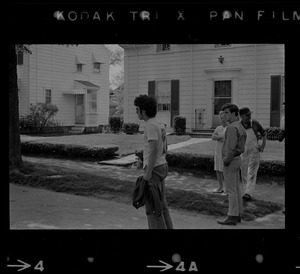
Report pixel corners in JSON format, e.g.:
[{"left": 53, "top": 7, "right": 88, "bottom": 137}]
[
  {"left": 10, "top": 155, "right": 285, "bottom": 229},
  {"left": 96, "top": 137, "right": 210, "bottom": 166}
]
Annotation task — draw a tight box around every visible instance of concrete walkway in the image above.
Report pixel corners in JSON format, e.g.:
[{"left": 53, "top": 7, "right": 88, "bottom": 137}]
[{"left": 98, "top": 138, "right": 211, "bottom": 166}]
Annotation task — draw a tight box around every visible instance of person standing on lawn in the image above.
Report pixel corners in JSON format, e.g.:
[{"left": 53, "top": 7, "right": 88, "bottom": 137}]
[
  {"left": 239, "top": 107, "right": 267, "bottom": 202},
  {"left": 212, "top": 110, "right": 228, "bottom": 194},
  {"left": 134, "top": 94, "right": 174, "bottom": 229},
  {"left": 217, "top": 103, "right": 247, "bottom": 226}
]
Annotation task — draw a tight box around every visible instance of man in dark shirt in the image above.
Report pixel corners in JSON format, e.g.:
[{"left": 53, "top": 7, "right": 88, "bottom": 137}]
[
  {"left": 217, "top": 103, "right": 247, "bottom": 226},
  {"left": 239, "top": 107, "right": 267, "bottom": 201}
]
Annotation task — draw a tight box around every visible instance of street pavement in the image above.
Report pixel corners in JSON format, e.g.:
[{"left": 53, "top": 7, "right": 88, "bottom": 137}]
[
  {"left": 12, "top": 135, "right": 285, "bottom": 229},
  {"left": 10, "top": 183, "right": 284, "bottom": 230}
]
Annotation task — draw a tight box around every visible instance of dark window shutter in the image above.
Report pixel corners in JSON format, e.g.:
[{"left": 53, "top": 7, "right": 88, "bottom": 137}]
[
  {"left": 148, "top": 81, "right": 156, "bottom": 98},
  {"left": 171, "top": 80, "right": 180, "bottom": 126},
  {"left": 270, "top": 75, "right": 281, "bottom": 127}
]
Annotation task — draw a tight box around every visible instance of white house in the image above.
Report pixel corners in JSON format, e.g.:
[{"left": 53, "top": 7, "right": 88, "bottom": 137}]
[
  {"left": 17, "top": 44, "right": 110, "bottom": 132},
  {"left": 120, "top": 44, "right": 285, "bottom": 132}
]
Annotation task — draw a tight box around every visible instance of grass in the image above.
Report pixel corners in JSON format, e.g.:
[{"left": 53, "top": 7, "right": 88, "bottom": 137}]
[
  {"left": 171, "top": 139, "right": 285, "bottom": 162},
  {"left": 23, "top": 133, "right": 191, "bottom": 156},
  {"left": 10, "top": 161, "right": 283, "bottom": 221},
  {"left": 22, "top": 133, "right": 285, "bottom": 161}
]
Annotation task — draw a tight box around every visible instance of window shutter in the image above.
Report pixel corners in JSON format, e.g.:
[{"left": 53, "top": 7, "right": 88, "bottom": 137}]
[
  {"left": 148, "top": 81, "right": 156, "bottom": 98},
  {"left": 270, "top": 75, "right": 281, "bottom": 127},
  {"left": 171, "top": 80, "right": 180, "bottom": 126}
]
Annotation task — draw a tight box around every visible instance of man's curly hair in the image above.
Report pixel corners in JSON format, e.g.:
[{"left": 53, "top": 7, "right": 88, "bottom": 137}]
[{"left": 134, "top": 94, "right": 157, "bottom": 118}]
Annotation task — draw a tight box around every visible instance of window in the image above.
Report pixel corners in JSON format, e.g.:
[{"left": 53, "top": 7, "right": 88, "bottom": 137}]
[
  {"left": 17, "top": 51, "right": 23, "bottom": 65},
  {"left": 214, "top": 44, "right": 232, "bottom": 48},
  {"left": 87, "top": 90, "right": 97, "bottom": 113},
  {"left": 93, "top": 62, "right": 101, "bottom": 73},
  {"left": 45, "top": 89, "right": 52, "bottom": 104},
  {"left": 156, "top": 44, "right": 171, "bottom": 53},
  {"left": 156, "top": 81, "right": 171, "bottom": 111},
  {"left": 77, "top": 64, "right": 83, "bottom": 72}
]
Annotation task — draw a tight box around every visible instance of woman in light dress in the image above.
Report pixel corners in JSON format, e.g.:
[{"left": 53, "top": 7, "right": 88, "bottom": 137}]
[{"left": 212, "top": 111, "right": 228, "bottom": 194}]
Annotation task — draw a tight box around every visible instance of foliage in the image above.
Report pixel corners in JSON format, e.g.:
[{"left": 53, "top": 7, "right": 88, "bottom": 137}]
[
  {"left": 173, "top": 116, "right": 186, "bottom": 134},
  {"left": 21, "top": 142, "right": 119, "bottom": 161},
  {"left": 135, "top": 150, "right": 285, "bottom": 177},
  {"left": 122, "top": 122, "right": 139, "bottom": 134},
  {"left": 19, "top": 102, "right": 59, "bottom": 132},
  {"left": 105, "top": 45, "right": 124, "bottom": 66},
  {"left": 109, "top": 116, "right": 123, "bottom": 133},
  {"left": 265, "top": 127, "right": 284, "bottom": 141},
  {"left": 109, "top": 84, "right": 124, "bottom": 117},
  {"left": 258, "top": 160, "right": 285, "bottom": 176}
]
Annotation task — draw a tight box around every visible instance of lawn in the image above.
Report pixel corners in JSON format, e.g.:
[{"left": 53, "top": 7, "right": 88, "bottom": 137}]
[
  {"left": 23, "top": 133, "right": 284, "bottom": 161},
  {"left": 171, "top": 139, "right": 285, "bottom": 162},
  {"left": 24, "top": 133, "right": 191, "bottom": 156},
  {"left": 10, "top": 161, "right": 283, "bottom": 221}
]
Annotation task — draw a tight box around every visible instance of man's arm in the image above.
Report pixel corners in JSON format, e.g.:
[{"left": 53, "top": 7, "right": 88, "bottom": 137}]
[
  {"left": 258, "top": 135, "right": 267, "bottom": 152},
  {"left": 143, "top": 140, "right": 158, "bottom": 181},
  {"left": 256, "top": 121, "right": 267, "bottom": 152}
]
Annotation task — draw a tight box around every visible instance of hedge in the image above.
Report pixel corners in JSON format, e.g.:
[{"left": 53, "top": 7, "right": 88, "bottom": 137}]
[
  {"left": 135, "top": 150, "right": 285, "bottom": 177},
  {"left": 122, "top": 122, "right": 139, "bottom": 134},
  {"left": 21, "top": 142, "right": 119, "bottom": 161},
  {"left": 173, "top": 116, "right": 186, "bottom": 134}
]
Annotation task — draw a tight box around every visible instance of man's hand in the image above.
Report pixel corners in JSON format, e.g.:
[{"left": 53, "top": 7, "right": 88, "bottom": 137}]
[
  {"left": 143, "top": 173, "right": 152, "bottom": 182},
  {"left": 258, "top": 145, "right": 265, "bottom": 153},
  {"left": 223, "top": 160, "right": 230, "bottom": 167}
]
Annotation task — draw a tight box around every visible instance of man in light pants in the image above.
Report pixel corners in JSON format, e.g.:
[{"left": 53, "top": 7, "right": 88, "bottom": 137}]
[{"left": 239, "top": 107, "right": 267, "bottom": 201}]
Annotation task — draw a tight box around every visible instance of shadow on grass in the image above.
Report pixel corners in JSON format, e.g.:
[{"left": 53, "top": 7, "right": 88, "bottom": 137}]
[{"left": 10, "top": 161, "right": 283, "bottom": 221}]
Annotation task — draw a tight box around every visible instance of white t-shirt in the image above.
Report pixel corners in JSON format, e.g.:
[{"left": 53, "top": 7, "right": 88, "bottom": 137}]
[{"left": 143, "top": 118, "right": 167, "bottom": 168}]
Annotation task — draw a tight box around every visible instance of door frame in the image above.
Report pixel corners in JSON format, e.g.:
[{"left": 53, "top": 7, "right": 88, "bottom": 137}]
[
  {"left": 212, "top": 80, "right": 232, "bottom": 127},
  {"left": 75, "top": 94, "right": 85, "bottom": 124},
  {"left": 204, "top": 67, "right": 241, "bottom": 128}
]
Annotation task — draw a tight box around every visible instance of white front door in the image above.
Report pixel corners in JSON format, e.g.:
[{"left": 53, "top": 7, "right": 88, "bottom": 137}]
[{"left": 75, "top": 94, "right": 85, "bottom": 124}]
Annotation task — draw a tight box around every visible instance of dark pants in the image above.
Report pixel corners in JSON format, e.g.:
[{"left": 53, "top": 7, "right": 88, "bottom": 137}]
[{"left": 145, "top": 164, "right": 174, "bottom": 229}]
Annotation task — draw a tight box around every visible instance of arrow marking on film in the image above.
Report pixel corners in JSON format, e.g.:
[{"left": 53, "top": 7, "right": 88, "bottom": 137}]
[
  {"left": 7, "top": 259, "right": 31, "bottom": 272},
  {"left": 147, "top": 260, "right": 173, "bottom": 272}
]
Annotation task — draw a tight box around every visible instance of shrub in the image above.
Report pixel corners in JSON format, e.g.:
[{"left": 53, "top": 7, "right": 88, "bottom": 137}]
[
  {"left": 109, "top": 116, "right": 123, "bottom": 133},
  {"left": 21, "top": 142, "right": 119, "bottom": 161},
  {"left": 258, "top": 160, "right": 285, "bottom": 176},
  {"left": 173, "top": 116, "right": 186, "bottom": 135},
  {"left": 19, "top": 102, "right": 59, "bottom": 132},
  {"left": 122, "top": 123, "right": 139, "bottom": 134},
  {"left": 134, "top": 150, "right": 285, "bottom": 176},
  {"left": 167, "top": 152, "right": 215, "bottom": 171},
  {"left": 265, "top": 127, "right": 283, "bottom": 141}
]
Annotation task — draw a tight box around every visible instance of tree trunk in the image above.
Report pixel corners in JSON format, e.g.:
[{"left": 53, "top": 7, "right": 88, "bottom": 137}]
[{"left": 9, "top": 44, "right": 23, "bottom": 167}]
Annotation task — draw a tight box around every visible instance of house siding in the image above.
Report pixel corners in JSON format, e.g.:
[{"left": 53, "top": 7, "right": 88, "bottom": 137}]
[
  {"left": 122, "top": 44, "right": 284, "bottom": 130},
  {"left": 17, "top": 52, "right": 30, "bottom": 116},
  {"left": 17, "top": 44, "right": 110, "bottom": 127}
]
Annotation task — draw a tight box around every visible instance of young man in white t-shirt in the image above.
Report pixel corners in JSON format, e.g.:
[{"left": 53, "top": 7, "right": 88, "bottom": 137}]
[{"left": 134, "top": 94, "right": 173, "bottom": 229}]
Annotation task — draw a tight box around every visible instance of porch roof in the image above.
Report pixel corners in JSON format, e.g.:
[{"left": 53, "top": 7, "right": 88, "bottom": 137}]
[
  {"left": 74, "top": 80, "right": 100, "bottom": 90},
  {"left": 62, "top": 80, "right": 100, "bottom": 94}
]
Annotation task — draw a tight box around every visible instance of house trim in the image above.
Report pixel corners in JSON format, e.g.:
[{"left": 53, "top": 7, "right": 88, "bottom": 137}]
[{"left": 204, "top": 67, "right": 242, "bottom": 128}]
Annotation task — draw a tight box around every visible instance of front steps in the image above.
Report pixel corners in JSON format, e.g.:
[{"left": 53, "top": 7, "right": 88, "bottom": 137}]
[
  {"left": 69, "top": 125, "right": 85, "bottom": 135},
  {"left": 189, "top": 129, "right": 215, "bottom": 138}
]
